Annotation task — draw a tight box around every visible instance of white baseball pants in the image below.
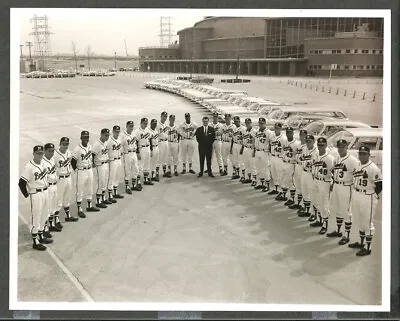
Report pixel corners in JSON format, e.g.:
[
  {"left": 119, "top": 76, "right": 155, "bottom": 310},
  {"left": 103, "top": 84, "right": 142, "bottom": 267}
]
[
  {"left": 300, "top": 171, "right": 313, "bottom": 202},
  {"left": 281, "top": 162, "right": 295, "bottom": 190},
  {"left": 180, "top": 139, "right": 195, "bottom": 164},
  {"left": 76, "top": 169, "right": 93, "bottom": 203},
  {"left": 138, "top": 146, "right": 151, "bottom": 174},
  {"left": 108, "top": 159, "right": 121, "bottom": 190},
  {"left": 311, "top": 179, "right": 319, "bottom": 210},
  {"left": 294, "top": 164, "right": 303, "bottom": 195},
  {"left": 29, "top": 189, "right": 49, "bottom": 234},
  {"left": 57, "top": 176, "right": 72, "bottom": 209},
  {"left": 243, "top": 147, "right": 256, "bottom": 175},
  {"left": 168, "top": 142, "right": 179, "bottom": 166},
  {"left": 270, "top": 156, "right": 283, "bottom": 186},
  {"left": 317, "top": 180, "right": 331, "bottom": 219},
  {"left": 351, "top": 192, "right": 378, "bottom": 236},
  {"left": 47, "top": 184, "right": 57, "bottom": 216},
  {"left": 254, "top": 151, "right": 270, "bottom": 181},
  {"left": 157, "top": 141, "right": 169, "bottom": 167},
  {"left": 123, "top": 152, "right": 139, "bottom": 180},
  {"left": 212, "top": 140, "right": 223, "bottom": 168},
  {"left": 151, "top": 146, "right": 160, "bottom": 171},
  {"left": 231, "top": 143, "right": 243, "bottom": 168},
  {"left": 95, "top": 163, "right": 109, "bottom": 194},
  {"left": 221, "top": 142, "right": 232, "bottom": 167},
  {"left": 330, "top": 183, "right": 352, "bottom": 221}
]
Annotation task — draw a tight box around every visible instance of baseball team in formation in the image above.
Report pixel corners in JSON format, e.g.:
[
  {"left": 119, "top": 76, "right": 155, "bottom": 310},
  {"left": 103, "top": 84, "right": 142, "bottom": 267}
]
[{"left": 19, "top": 111, "right": 382, "bottom": 257}]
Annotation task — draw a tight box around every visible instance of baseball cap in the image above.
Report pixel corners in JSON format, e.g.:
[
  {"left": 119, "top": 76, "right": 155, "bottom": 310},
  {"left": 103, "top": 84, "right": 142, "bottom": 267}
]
[
  {"left": 151, "top": 119, "right": 157, "bottom": 124},
  {"left": 212, "top": 112, "right": 219, "bottom": 117},
  {"left": 275, "top": 122, "right": 283, "bottom": 128},
  {"left": 259, "top": 117, "right": 266, "bottom": 122},
  {"left": 141, "top": 118, "right": 148, "bottom": 123},
  {"left": 359, "top": 145, "right": 370, "bottom": 153},
  {"left": 185, "top": 113, "right": 191, "bottom": 117},
  {"left": 113, "top": 125, "right": 121, "bottom": 131},
  {"left": 306, "top": 134, "right": 315, "bottom": 141},
  {"left": 233, "top": 116, "right": 240, "bottom": 121},
  {"left": 44, "top": 143, "right": 55, "bottom": 150},
  {"left": 245, "top": 118, "right": 252, "bottom": 123},
  {"left": 286, "top": 126, "right": 294, "bottom": 132},
  {"left": 169, "top": 114, "right": 175, "bottom": 119},
  {"left": 337, "top": 139, "right": 348, "bottom": 147},
  {"left": 317, "top": 137, "right": 327, "bottom": 145},
  {"left": 101, "top": 128, "right": 110, "bottom": 135},
  {"left": 126, "top": 120, "right": 134, "bottom": 126},
  {"left": 60, "top": 137, "right": 69, "bottom": 144},
  {"left": 161, "top": 111, "right": 168, "bottom": 116},
  {"left": 299, "top": 129, "right": 307, "bottom": 135},
  {"left": 81, "top": 130, "right": 89, "bottom": 138},
  {"left": 33, "top": 145, "right": 44, "bottom": 153},
  {"left": 202, "top": 116, "right": 209, "bottom": 120},
  {"left": 225, "top": 113, "right": 232, "bottom": 118}
]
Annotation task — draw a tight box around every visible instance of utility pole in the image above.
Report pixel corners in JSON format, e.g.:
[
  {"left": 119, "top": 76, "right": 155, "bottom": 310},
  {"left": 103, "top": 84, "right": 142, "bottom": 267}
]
[
  {"left": 26, "top": 41, "right": 33, "bottom": 61},
  {"left": 114, "top": 52, "right": 117, "bottom": 69},
  {"left": 20, "top": 45, "right": 24, "bottom": 57},
  {"left": 86, "top": 45, "right": 91, "bottom": 71},
  {"left": 72, "top": 41, "right": 78, "bottom": 72}
]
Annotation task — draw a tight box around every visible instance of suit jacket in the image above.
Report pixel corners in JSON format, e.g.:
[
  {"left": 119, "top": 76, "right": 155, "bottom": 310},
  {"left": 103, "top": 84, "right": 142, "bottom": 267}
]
[{"left": 195, "top": 125, "right": 215, "bottom": 149}]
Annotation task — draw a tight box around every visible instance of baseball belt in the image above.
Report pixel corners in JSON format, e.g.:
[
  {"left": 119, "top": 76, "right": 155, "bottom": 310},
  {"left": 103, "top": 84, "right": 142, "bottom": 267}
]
[
  {"left": 34, "top": 187, "right": 48, "bottom": 193},
  {"left": 110, "top": 157, "right": 121, "bottom": 161},
  {"left": 58, "top": 174, "right": 70, "bottom": 179},
  {"left": 355, "top": 188, "right": 372, "bottom": 194},
  {"left": 78, "top": 166, "right": 91, "bottom": 170},
  {"left": 48, "top": 182, "right": 57, "bottom": 186},
  {"left": 182, "top": 137, "right": 194, "bottom": 140},
  {"left": 159, "top": 139, "right": 168, "bottom": 142},
  {"left": 140, "top": 145, "right": 150, "bottom": 148}
]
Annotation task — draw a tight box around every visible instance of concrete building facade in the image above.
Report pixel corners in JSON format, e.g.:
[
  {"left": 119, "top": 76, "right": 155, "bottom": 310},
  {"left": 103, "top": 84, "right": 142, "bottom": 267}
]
[{"left": 138, "top": 17, "right": 384, "bottom": 77}]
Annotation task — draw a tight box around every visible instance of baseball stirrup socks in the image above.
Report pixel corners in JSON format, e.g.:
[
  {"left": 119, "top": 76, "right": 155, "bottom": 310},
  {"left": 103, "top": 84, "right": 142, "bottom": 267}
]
[
  {"left": 64, "top": 206, "right": 71, "bottom": 218},
  {"left": 365, "top": 235, "right": 373, "bottom": 251},
  {"left": 48, "top": 214, "right": 54, "bottom": 227},
  {"left": 290, "top": 190, "right": 296, "bottom": 201},
  {"left": 189, "top": 163, "right": 193, "bottom": 169},
  {"left": 87, "top": 200, "right": 92, "bottom": 208},
  {"left": 336, "top": 217, "right": 344, "bottom": 233},
  {"left": 344, "top": 221, "right": 352, "bottom": 238},
  {"left": 54, "top": 211, "right": 60, "bottom": 224},
  {"left": 162, "top": 165, "right": 166, "bottom": 173},
  {"left": 113, "top": 186, "right": 118, "bottom": 196},
  {"left": 32, "top": 233, "right": 39, "bottom": 245},
  {"left": 96, "top": 194, "right": 101, "bottom": 204},
  {"left": 297, "top": 194, "right": 303, "bottom": 205},
  {"left": 359, "top": 231, "right": 366, "bottom": 246}
]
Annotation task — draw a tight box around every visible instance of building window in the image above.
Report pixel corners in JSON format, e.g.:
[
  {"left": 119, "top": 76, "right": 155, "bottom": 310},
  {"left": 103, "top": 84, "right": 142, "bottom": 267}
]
[
  {"left": 345, "top": 49, "right": 351, "bottom": 54},
  {"left": 344, "top": 65, "right": 350, "bottom": 70},
  {"left": 358, "top": 65, "right": 364, "bottom": 70},
  {"left": 354, "top": 49, "right": 358, "bottom": 54},
  {"left": 366, "top": 65, "right": 370, "bottom": 70},
  {"left": 378, "top": 65, "right": 383, "bottom": 70},
  {"left": 379, "top": 49, "right": 383, "bottom": 54},
  {"left": 362, "top": 49, "right": 369, "bottom": 54},
  {"left": 309, "top": 50, "right": 314, "bottom": 54},
  {"left": 322, "top": 50, "right": 330, "bottom": 54},
  {"left": 352, "top": 65, "right": 357, "bottom": 70},
  {"left": 309, "top": 65, "right": 314, "bottom": 69},
  {"left": 318, "top": 50, "right": 323, "bottom": 54},
  {"left": 371, "top": 65, "right": 376, "bottom": 70},
  {"left": 372, "top": 49, "right": 376, "bottom": 54},
  {"left": 336, "top": 65, "right": 341, "bottom": 70}
]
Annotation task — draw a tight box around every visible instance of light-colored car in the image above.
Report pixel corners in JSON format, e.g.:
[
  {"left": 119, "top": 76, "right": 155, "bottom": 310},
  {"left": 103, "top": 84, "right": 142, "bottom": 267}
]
[
  {"left": 327, "top": 128, "right": 383, "bottom": 168},
  {"left": 285, "top": 114, "right": 334, "bottom": 130}
]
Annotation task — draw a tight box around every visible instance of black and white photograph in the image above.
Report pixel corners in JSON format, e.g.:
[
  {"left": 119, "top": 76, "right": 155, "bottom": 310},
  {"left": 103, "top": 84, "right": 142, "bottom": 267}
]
[{"left": 10, "top": 8, "right": 391, "bottom": 311}]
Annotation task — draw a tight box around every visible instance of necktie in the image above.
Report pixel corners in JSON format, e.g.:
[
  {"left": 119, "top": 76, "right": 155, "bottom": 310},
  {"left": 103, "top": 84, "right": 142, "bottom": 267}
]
[{"left": 204, "top": 126, "right": 207, "bottom": 135}]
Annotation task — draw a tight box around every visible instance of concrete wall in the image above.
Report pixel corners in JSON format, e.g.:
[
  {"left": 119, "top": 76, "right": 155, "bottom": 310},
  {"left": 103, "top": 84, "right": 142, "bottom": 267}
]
[
  {"left": 203, "top": 37, "right": 264, "bottom": 59},
  {"left": 139, "top": 47, "right": 179, "bottom": 60},
  {"left": 195, "top": 17, "right": 265, "bottom": 38}
]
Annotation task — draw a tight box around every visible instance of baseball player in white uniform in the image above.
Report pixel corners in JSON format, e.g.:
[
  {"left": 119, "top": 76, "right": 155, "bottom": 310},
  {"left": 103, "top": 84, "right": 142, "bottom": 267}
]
[
  {"left": 135, "top": 118, "right": 153, "bottom": 186},
  {"left": 348, "top": 145, "right": 382, "bottom": 256},
  {"left": 311, "top": 137, "right": 335, "bottom": 234},
  {"left": 42, "top": 143, "right": 57, "bottom": 238},
  {"left": 240, "top": 118, "right": 257, "bottom": 184},
  {"left": 71, "top": 130, "right": 99, "bottom": 218},
  {"left": 107, "top": 125, "right": 124, "bottom": 199},
  {"left": 149, "top": 119, "right": 160, "bottom": 182},
  {"left": 289, "top": 130, "right": 307, "bottom": 212},
  {"left": 158, "top": 112, "right": 169, "bottom": 178},
  {"left": 121, "top": 121, "right": 140, "bottom": 193},
  {"left": 221, "top": 114, "right": 235, "bottom": 176},
  {"left": 210, "top": 112, "right": 224, "bottom": 175},
  {"left": 268, "top": 123, "right": 288, "bottom": 197},
  {"left": 327, "top": 139, "right": 359, "bottom": 244},
  {"left": 53, "top": 137, "right": 79, "bottom": 224},
  {"left": 231, "top": 116, "right": 245, "bottom": 180},
  {"left": 179, "top": 113, "right": 197, "bottom": 174},
  {"left": 19, "top": 145, "right": 52, "bottom": 250},
  {"left": 253, "top": 117, "right": 273, "bottom": 191},
  {"left": 298, "top": 134, "right": 318, "bottom": 218},
  {"left": 280, "top": 127, "right": 297, "bottom": 203},
  {"left": 165, "top": 114, "right": 180, "bottom": 177},
  {"left": 92, "top": 128, "right": 112, "bottom": 205}
]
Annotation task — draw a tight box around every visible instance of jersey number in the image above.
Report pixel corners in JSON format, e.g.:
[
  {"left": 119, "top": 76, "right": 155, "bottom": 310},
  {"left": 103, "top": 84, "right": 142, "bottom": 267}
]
[
  {"left": 338, "top": 171, "right": 344, "bottom": 179},
  {"left": 358, "top": 179, "right": 368, "bottom": 187}
]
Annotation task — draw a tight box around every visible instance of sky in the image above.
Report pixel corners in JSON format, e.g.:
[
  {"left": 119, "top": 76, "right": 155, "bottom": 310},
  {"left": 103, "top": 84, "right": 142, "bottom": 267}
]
[{"left": 16, "top": 9, "right": 210, "bottom": 56}]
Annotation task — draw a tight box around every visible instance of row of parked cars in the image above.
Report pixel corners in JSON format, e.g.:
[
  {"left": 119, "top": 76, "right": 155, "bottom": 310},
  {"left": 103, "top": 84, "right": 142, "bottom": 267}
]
[
  {"left": 144, "top": 78, "right": 383, "bottom": 168},
  {"left": 24, "top": 70, "right": 77, "bottom": 78}
]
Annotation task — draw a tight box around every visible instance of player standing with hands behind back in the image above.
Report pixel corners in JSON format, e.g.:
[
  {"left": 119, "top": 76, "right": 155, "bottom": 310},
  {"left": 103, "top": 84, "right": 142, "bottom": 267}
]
[{"left": 179, "top": 113, "right": 197, "bottom": 174}]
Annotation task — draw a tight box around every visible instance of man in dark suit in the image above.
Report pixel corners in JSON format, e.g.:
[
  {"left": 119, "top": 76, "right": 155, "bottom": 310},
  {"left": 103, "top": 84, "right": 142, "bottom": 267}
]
[{"left": 195, "top": 116, "right": 215, "bottom": 177}]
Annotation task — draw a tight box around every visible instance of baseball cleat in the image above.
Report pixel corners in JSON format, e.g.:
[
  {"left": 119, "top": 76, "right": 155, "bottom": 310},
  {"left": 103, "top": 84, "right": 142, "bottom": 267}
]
[
  {"left": 153, "top": 176, "right": 160, "bottom": 182},
  {"left": 255, "top": 185, "right": 264, "bottom": 190},
  {"left": 114, "top": 194, "right": 124, "bottom": 199},
  {"left": 279, "top": 197, "right": 288, "bottom": 202},
  {"left": 308, "top": 214, "right": 316, "bottom": 222},
  {"left": 319, "top": 227, "right": 327, "bottom": 235},
  {"left": 181, "top": 169, "right": 186, "bottom": 174},
  {"left": 144, "top": 181, "right": 154, "bottom": 185},
  {"left": 268, "top": 190, "right": 278, "bottom": 195},
  {"left": 174, "top": 171, "right": 179, "bottom": 176},
  {"left": 275, "top": 193, "right": 283, "bottom": 201},
  {"left": 132, "top": 186, "right": 142, "bottom": 191},
  {"left": 356, "top": 248, "right": 371, "bottom": 256},
  {"left": 239, "top": 177, "right": 245, "bottom": 182},
  {"left": 49, "top": 225, "right": 62, "bottom": 232},
  {"left": 136, "top": 184, "right": 143, "bottom": 191},
  {"left": 284, "top": 200, "right": 294, "bottom": 206},
  {"left": 310, "top": 220, "right": 323, "bottom": 227},
  {"left": 348, "top": 242, "right": 364, "bottom": 249},
  {"left": 244, "top": 179, "right": 252, "bottom": 184},
  {"left": 223, "top": 170, "right": 228, "bottom": 176},
  {"left": 87, "top": 207, "right": 100, "bottom": 212},
  {"left": 33, "top": 243, "right": 47, "bottom": 251},
  {"left": 78, "top": 211, "right": 86, "bottom": 218},
  {"left": 103, "top": 200, "right": 113, "bottom": 205},
  {"left": 338, "top": 237, "right": 350, "bottom": 245},
  {"left": 298, "top": 211, "right": 310, "bottom": 218},
  {"left": 55, "top": 222, "right": 63, "bottom": 229},
  {"left": 289, "top": 203, "right": 299, "bottom": 209},
  {"left": 97, "top": 203, "right": 107, "bottom": 209},
  {"left": 326, "top": 231, "right": 343, "bottom": 238},
  {"left": 251, "top": 181, "right": 257, "bottom": 187},
  {"left": 262, "top": 186, "right": 270, "bottom": 192},
  {"left": 109, "top": 198, "right": 118, "bottom": 203},
  {"left": 125, "top": 188, "right": 132, "bottom": 194},
  {"left": 43, "top": 231, "right": 52, "bottom": 238},
  {"left": 65, "top": 216, "right": 79, "bottom": 222},
  {"left": 39, "top": 237, "right": 53, "bottom": 244},
  {"left": 189, "top": 169, "right": 196, "bottom": 174},
  {"left": 165, "top": 171, "right": 172, "bottom": 178}
]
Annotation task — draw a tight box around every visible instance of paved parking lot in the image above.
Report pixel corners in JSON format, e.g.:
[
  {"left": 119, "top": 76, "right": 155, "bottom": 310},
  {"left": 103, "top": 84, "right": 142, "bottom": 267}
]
[{"left": 17, "top": 75, "right": 383, "bottom": 305}]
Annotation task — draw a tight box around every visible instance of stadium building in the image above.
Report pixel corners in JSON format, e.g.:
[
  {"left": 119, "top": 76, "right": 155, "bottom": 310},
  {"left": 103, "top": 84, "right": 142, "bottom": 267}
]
[{"left": 139, "top": 17, "right": 384, "bottom": 77}]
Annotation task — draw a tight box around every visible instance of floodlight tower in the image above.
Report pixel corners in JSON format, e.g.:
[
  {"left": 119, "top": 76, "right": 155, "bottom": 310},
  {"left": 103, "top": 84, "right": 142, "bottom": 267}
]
[
  {"left": 159, "top": 16, "right": 174, "bottom": 47},
  {"left": 30, "top": 14, "right": 53, "bottom": 71}
]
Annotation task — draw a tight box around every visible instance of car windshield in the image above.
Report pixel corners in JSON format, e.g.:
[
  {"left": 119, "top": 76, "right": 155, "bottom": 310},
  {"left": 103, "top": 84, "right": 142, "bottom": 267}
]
[
  {"left": 323, "top": 126, "right": 345, "bottom": 137},
  {"left": 286, "top": 116, "right": 303, "bottom": 128},
  {"left": 327, "top": 130, "right": 354, "bottom": 147},
  {"left": 303, "top": 121, "right": 324, "bottom": 136}
]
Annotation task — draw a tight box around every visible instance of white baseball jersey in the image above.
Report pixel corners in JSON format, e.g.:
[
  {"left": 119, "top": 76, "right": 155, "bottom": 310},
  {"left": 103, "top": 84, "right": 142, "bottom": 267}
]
[
  {"left": 353, "top": 160, "right": 382, "bottom": 194},
  {"left": 221, "top": 123, "right": 235, "bottom": 142},
  {"left": 135, "top": 127, "right": 151, "bottom": 148},
  {"left": 210, "top": 122, "right": 223, "bottom": 141},
  {"left": 331, "top": 153, "right": 359, "bottom": 185},
  {"left": 72, "top": 144, "right": 93, "bottom": 169},
  {"left": 166, "top": 125, "right": 180, "bottom": 143},
  {"left": 294, "top": 142, "right": 307, "bottom": 166},
  {"left": 254, "top": 128, "right": 272, "bottom": 151},
  {"left": 179, "top": 121, "right": 197, "bottom": 139},
  {"left": 121, "top": 130, "right": 138, "bottom": 153},
  {"left": 42, "top": 156, "right": 57, "bottom": 183},
  {"left": 20, "top": 160, "right": 48, "bottom": 192},
  {"left": 271, "top": 133, "right": 288, "bottom": 158},
  {"left": 313, "top": 152, "right": 335, "bottom": 181},
  {"left": 242, "top": 127, "right": 257, "bottom": 148},
  {"left": 233, "top": 125, "right": 245, "bottom": 144},
  {"left": 54, "top": 149, "right": 72, "bottom": 176},
  {"left": 283, "top": 139, "right": 298, "bottom": 164},
  {"left": 158, "top": 121, "right": 169, "bottom": 141},
  {"left": 107, "top": 136, "right": 122, "bottom": 159},
  {"left": 302, "top": 146, "right": 318, "bottom": 173},
  {"left": 92, "top": 139, "right": 109, "bottom": 165},
  {"left": 149, "top": 128, "right": 159, "bottom": 147}
]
